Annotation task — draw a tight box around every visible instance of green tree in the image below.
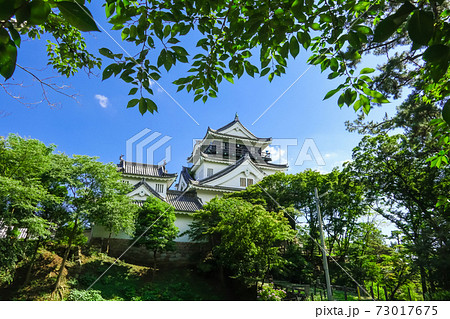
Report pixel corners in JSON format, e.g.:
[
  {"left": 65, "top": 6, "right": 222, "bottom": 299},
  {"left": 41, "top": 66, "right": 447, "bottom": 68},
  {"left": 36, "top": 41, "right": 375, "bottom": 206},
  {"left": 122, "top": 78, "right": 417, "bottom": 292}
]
[
  {"left": 134, "top": 195, "right": 178, "bottom": 280},
  {"left": 51, "top": 154, "right": 135, "bottom": 293},
  {"left": 188, "top": 197, "right": 295, "bottom": 286},
  {"left": 347, "top": 133, "right": 450, "bottom": 298},
  {"left": 91, "top": 188, "right": 138, "bottom": 255},
  {"left": 228, "top": 169, "right": 370, "bottom": 280},
  {"left": 0, "top": 134, "right": 57, "bottom": 284}
]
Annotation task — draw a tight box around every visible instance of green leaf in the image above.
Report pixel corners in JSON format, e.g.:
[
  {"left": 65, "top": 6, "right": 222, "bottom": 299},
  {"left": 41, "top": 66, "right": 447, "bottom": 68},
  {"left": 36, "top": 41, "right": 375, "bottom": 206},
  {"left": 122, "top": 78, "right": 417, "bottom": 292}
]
[
  {"left": 353, "top": 99, "right": 362, "bottom": 111},
  {"left": 407, "top": 10, "right": 434, "bottom": 46},
  {"left": 344, "top": 89, "right": 357, "bottom": 106},
  {"left": 29, "top": 0, "right": 51, "bottom": 25},
  {"left": 105, "top": 2, "right": 115, "bottom": 18},
  {"left": 171, "top": 46, "right": 189, "bottom": 57},
  {"left": 260, "top": 67, "right": 270, "bottom": 77},
  {"left": 329, "top": 58, "right": 338, "bottom": 72},
  {"left": 291, "top": 0, "right": 304, "bottom": 21},
  {"left": 373, "top": 16, "right": 398, "bottom": 43},
  {"left": 244, "top": 61, "right": 254, "bottom": 77},
  {"left": 323, "top": 88, "right": 340, "bottom": 100},
  {"left": 423, "top": 44, "right": 449, "bottom": 63},
  {"left": 102, "top": 65, "right": 114, "bottom": 80},
  {"left": 0, "top": 40, "right": 17, "bottom": 80},
  {"left": 0, "top": 28, "right": 9, "bottom": 45},
  {"left": 360, "top": 68, "right": 375, "bottom": 74},
  {"left": 157, "top": 49, "right": 166, "bottom": 68},
  {"left": 139, "top": 98, "right": 146, "bottom": 115},
  {"left": 327, "top": 71, "right": 339, "bottom": 79},
  {"left": 167, "top": 38, "right": 180, "bottom": 44},
  {"left": 354, "top": 25, "right": 372, "bottom": 35},
  {"left": 224, "top": 73, "right": 234, "bottom": 84},
  {"left": 7, "top": 27, "right": 20, "bottom": 48},
  {"left": 57, "top": 1, "right": 100, "bottom": 32},
  {"left": 128, "top": 87, "right": 138, "bottom": 95},
  {"left": 310, "top": 23, "right": 320, "bottom": 31},
  {"left": 320, "top": 14, "right": 332, "bottom": 23},
  {"left": 146, "top": 98, "right": 157, "bottom": 113},
  {"left": 297, "top": 31, "right": 311, "bottom": 50},
  {"left": 338, "top": 93, "right": 345, "bottom": 108},
  {"left": 99, "top": 48, "right": 115, "bottom": 59},
  {"left": 442, "top": 100, "right": 450, "bottom": 125},
  {"left": 289, "top": 36, "right": 300, "bottom": 58},
  {"left": 127, "top": 99, "right": 139, "bottom": 108}
]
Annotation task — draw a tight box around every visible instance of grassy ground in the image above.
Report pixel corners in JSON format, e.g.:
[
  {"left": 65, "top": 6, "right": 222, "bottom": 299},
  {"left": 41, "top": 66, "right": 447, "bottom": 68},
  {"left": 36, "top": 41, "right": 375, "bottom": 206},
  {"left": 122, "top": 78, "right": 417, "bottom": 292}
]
[{"left": 0, "top": 248, "right": 231, "bottom": 301}]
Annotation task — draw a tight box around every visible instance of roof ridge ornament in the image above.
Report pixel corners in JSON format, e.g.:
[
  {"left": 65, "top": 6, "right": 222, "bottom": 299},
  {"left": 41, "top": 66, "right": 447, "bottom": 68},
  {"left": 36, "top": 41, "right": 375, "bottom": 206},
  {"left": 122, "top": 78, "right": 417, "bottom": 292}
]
[{"left": 235, "top": 112, "right": 239, "bottom": 121}]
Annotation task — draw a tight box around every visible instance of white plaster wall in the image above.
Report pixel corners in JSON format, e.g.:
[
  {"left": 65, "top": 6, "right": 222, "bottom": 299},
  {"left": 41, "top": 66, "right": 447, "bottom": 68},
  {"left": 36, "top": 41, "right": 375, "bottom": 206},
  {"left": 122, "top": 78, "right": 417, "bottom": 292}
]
[
  {"left": 199, "top": 162, "right": 229, "bottom": 178},
  {"left": 91, "top": 225, "right": 132, "bottom": 240},
  {"left": 196, "top": 190, "right": 223, "bottom": 204},
  {"left": 195, "top": 166, "right": 204, "bottom": 180},
  {"left": 174, "top": 213, "right": 194, "bottom": 242},
  {"left": 93, "top": 215, "right": 196, "bottom": 243}
]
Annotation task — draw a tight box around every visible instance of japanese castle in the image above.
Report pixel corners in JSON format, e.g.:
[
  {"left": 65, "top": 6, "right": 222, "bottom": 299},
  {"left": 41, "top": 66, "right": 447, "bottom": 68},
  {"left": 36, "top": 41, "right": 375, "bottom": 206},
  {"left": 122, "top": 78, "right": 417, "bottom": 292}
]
[{"left": 92, "top": 114, "right": 287, "bottom": 243}]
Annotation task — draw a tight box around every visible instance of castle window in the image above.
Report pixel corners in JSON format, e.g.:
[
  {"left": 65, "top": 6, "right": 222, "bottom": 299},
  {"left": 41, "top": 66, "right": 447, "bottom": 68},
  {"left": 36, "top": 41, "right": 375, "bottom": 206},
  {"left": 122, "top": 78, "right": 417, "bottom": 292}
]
[
  {"left": 207, "top": 168, "right": 214, "bottom": 177},
  {"left": 155, "top": 183, "right": 164, "bottom": 193},
  {"left": 223, "top": 141, "right": 229, "bottom": 158},
  {"left": 240, "top": 178, "right": 253, "bottom": 187}
]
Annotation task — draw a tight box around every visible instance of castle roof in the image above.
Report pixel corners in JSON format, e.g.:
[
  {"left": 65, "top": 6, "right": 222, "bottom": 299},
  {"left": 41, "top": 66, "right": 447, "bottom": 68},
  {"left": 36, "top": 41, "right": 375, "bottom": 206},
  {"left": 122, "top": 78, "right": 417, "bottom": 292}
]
[{"left": 118, "top": 160, "right": 177, "bottom": 179}]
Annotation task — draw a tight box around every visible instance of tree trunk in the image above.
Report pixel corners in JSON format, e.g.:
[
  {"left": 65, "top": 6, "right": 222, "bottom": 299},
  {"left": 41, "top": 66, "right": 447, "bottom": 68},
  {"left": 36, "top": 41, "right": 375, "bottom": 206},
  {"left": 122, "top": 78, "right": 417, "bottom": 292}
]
[
  {"left": 106, "top": 232, "right": 112, "bottom": 255},
  {"left": 419, "top": 265, "right": 428, "bottom": 300},
  {"left": 152, "top": 250, "right": 157, "bottom": 281},
  {"left": 23, "top": 238, "right": 41, "bottom": 286},
  {"left": 53, "top": 218, "right": 79, "bottom": 293},
  {"left": 218, "top": 264, "right": 225, "bottom": 287}
]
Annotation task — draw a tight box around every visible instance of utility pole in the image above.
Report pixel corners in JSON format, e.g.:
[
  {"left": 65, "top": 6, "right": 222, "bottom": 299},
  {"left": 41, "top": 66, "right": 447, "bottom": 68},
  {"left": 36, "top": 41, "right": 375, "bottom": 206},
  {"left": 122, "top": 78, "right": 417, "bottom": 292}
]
[{"left": 315, "top": 187, "right": 333, "bottom": 301}]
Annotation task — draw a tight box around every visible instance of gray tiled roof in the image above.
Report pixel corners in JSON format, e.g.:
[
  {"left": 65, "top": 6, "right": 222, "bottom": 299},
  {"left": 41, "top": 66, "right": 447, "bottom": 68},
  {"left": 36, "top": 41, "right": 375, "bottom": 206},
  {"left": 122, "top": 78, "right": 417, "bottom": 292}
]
[
  {"left": 166, "top": 190, "right": 203, "bottom": 212},
  {"left": 0, "top": 222, "right": 28, "bottom": 239},
  {"left": 118, "top": 161, "right": 177, "bottom": 178},
  {"left": 131, "top": 181, "right": 203, "bottom": 212},
  {"left": 132, "top": 191, "right": 203, "bottom": 212}
]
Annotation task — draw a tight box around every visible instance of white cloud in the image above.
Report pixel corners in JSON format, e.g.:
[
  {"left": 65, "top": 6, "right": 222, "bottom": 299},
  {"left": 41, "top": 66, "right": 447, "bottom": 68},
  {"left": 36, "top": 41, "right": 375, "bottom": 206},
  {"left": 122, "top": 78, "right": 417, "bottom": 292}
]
[
  {"left": 95, "top": 94, "right": 109, "bottom": 108},
  {"left": 265, "top": 145, "right": 287, "bottom": 164}
]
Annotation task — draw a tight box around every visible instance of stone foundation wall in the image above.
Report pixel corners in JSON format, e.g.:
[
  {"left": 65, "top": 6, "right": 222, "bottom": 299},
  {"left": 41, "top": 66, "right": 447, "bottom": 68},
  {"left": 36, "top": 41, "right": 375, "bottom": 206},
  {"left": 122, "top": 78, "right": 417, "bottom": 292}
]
[{"left": 90, "top": 238, "right": 208, "bottom": 266}]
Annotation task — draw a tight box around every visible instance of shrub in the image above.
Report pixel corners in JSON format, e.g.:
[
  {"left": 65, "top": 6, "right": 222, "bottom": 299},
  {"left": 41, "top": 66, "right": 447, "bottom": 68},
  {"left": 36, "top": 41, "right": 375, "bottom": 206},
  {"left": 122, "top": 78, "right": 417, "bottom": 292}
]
[
  {"left": 67, "top": 289, "right": 104, "bottom": 301},
  {"left": 257, "top": 285, "right": 286, "bottom": 301}
]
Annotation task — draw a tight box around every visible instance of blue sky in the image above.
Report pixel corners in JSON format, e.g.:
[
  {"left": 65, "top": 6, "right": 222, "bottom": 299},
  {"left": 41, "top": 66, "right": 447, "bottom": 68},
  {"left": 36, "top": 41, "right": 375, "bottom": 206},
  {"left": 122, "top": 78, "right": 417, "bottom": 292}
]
[{"left": 0, "top": 2, "right": 400, "bottom": 179}]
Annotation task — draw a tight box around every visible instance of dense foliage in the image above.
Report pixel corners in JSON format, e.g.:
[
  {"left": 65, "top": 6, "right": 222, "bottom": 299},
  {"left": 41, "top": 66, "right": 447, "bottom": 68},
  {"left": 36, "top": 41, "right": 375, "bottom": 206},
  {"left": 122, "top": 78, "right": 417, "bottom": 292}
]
[
  {"left": 0, "top": 134, "right": 137, "bottom": 292},
  {"left": 134, "top": 195, "right": 178, "bottom": 277},
  {"left": 187, "top": 197, "right": 295, "bottom": 285}
]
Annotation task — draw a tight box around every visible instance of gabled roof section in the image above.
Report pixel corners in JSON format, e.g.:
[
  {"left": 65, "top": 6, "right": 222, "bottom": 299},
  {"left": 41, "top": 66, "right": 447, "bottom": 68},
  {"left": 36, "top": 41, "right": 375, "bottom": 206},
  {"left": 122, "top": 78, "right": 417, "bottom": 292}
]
[
  {"left": 181, "top": 166, "right": 194, "bottom": 183},
  {"left": 118, "top": 160, "right": 177, "bottom": 179},
  {"left": 166, "top": 190, "right": 203, "bottom": 212},
  {"left": 132, "top": 179, "right": 165, "bottom": 200},
  {"left": 131, "top": 181, "right": 203, "bottom": 212},
  {"left": 209, "top": 114, "right": 271, "bottom": 142}
]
